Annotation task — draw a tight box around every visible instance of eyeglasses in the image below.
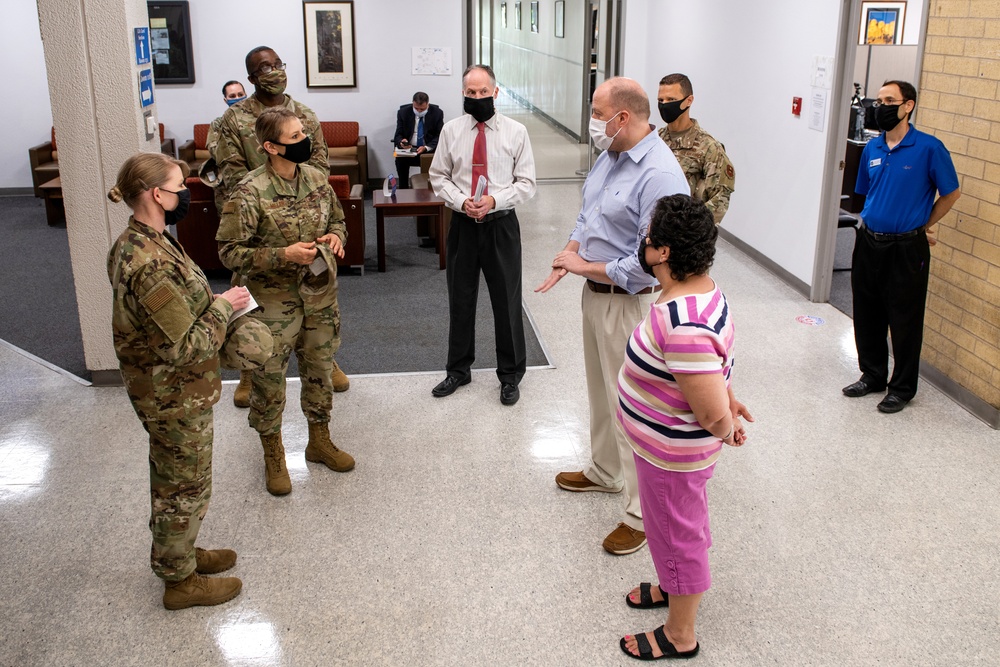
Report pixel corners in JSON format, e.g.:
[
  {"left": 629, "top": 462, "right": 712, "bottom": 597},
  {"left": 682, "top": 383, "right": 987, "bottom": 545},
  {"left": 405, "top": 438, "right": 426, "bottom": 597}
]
[
  {"left": 872, "top": 98, "right": 907, "bottom": 108},
  {"left": 254, "top": 62, "right": 286, "bottom": 76}
]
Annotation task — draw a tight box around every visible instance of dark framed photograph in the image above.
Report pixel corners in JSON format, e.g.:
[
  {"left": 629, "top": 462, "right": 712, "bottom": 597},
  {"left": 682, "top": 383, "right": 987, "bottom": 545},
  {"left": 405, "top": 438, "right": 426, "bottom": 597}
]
[
  {"left": 147, "top": 1, "right": 195, "bottom": 84},
  {"left": 859, "top": 1, "right": 907, "bottom": 45},
  {"left": 555, "top": 1, "right": 565, "bottom": 38},
  {"left": 303, "top": 1, "right": 358, "bottom": 88},
  {"left": 530, "top": 2, "right": 539, "bottom": 33}
]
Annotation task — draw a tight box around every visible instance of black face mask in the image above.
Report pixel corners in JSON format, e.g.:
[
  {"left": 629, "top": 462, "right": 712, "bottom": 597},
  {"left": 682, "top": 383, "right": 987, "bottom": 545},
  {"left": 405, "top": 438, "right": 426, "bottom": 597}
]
[
  {"left": 637, "top": 237, "right": 658, "bottom": 277},
  {"left": 658, "top": 99, "right": 687, "bottom": 124},
  {"left": 875, "top": 104, "right": 904, "bottom": 132},
  {"left": 273, "top": 136, "right": 312, "bottom": 164},
  {"left": 464, "top": 95, "right": 495, "bottom": 123},
  {"left": 161, "top": 188, "right": 191, "bottom": 225}
]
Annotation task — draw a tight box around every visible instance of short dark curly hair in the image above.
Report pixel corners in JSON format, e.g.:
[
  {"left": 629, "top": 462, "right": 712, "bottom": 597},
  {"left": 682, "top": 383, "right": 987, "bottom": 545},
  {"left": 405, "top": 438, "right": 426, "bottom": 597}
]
[{"left": 647, "top": 194, "right": 717, "bottom": 281}]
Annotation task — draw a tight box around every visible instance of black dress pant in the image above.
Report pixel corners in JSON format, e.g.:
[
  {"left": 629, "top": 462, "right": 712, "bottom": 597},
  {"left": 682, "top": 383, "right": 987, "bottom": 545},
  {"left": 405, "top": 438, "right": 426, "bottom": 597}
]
[
  {"left": 445, "top": 210, "right": 526, "bottom": 386},
  {"left": 850, "top": 227, "right": 930, "bottom": 400},
  {"left": 394, "top": 156, "right": 420, "bottom": 189}
]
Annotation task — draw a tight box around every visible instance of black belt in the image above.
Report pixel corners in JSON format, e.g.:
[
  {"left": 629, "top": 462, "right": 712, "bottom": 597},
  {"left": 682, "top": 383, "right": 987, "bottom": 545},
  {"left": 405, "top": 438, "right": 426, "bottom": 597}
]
[
  {"left": 456, "top": 209, "right": 511, "bottom": 223},
  {"left": 587, "top": 280, "right": 661, "bottom": 296},
  {"left": 861, "top": 223, "right": 924, "bottom": 241}
]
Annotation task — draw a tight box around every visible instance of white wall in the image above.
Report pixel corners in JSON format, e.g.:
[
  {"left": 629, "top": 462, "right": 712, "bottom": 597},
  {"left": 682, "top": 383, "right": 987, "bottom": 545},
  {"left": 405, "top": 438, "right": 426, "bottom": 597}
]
[
  {"left": 2, "top": 0, "right": 464, "bottom": 189},
  {"left": 625, "top": 0, "right": 847, "bottom": 288},
  {"left": 492, "top": 0, "right": 586, "bottom": 134},
  {"left": 2, "top": 0, "right": 53, "bottom": 189}
]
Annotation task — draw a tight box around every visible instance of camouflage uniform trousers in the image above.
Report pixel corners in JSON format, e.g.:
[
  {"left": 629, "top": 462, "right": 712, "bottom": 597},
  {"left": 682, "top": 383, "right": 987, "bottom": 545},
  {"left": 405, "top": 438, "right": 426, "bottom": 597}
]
[
  {"left": 249, "top": 299, "right": 341, "bottom": 435},
  {"left": 144, "top": 410, "right": 213, "bottom": 582}
]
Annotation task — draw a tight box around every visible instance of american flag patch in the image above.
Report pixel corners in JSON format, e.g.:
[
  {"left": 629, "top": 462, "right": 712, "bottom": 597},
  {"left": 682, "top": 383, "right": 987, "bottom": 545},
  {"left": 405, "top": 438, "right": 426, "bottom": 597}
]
[{"left": 144, "top": 285, "right": 173, "bottom": 312}]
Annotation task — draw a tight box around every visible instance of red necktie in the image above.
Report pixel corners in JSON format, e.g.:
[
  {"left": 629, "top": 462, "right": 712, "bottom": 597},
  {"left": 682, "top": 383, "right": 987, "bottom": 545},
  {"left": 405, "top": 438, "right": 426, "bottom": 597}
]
[{"left": 472, "top": 121, "right": 488, "bottom": 197}]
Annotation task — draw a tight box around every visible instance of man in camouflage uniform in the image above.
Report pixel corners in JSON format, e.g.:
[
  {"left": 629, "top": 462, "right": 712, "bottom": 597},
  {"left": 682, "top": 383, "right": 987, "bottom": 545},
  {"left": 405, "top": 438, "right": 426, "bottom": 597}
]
[
  {"left": 203, "top": 80, "right": 247, "bottom": 213},
  {"left": 107, "top": 154, "right": 273, "bottom": 609},
  {"left": 217, "top": 107, "right": 355, "bottom": 496},
  {"left": 656, "top": 73, "right": 735, "bottom": 224},
  {"left": 215, "top": 45, "right": 351, "bottom": 403}
]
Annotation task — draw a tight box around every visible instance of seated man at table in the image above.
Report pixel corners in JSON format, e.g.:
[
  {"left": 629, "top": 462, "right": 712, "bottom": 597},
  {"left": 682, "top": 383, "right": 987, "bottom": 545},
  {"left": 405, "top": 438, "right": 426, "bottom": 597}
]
[{"left": 393, "top": 92, "right": 444, "bottom": 189}]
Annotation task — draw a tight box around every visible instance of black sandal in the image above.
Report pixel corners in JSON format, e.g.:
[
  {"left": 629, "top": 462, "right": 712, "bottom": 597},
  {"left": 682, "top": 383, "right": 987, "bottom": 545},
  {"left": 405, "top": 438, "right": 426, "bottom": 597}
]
[
  {"left": 626, "top": 582, "right": 669, "bottom": 609},
  {"left": 619, "top": 625, "right": 700, "bottom": 661}
]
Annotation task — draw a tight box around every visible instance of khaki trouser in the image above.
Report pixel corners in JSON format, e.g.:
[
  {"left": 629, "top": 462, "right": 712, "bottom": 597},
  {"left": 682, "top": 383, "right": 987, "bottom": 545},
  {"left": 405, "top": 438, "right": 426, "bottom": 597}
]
[{"left": 580, "top": 283, "right": 656, "bottom": 532}]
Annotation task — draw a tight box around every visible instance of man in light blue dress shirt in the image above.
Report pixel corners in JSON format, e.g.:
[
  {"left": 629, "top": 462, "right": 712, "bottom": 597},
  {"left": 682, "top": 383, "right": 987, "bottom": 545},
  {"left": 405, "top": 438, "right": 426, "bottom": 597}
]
[{"left": 537, "top": 77, "right": 688, "bottom": 555}]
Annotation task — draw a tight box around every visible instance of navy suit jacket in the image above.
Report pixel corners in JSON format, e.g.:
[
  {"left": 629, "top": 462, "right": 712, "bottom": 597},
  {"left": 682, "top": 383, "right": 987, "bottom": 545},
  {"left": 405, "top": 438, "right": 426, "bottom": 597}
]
[{"left": 393, "top": 103, "right": 444, "bottom": 152}]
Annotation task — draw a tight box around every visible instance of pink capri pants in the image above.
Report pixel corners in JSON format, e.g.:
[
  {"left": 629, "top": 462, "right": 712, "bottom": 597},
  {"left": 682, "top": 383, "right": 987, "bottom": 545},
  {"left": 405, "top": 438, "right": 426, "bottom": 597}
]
[{"left": 634, "top": 452, "right": 716, "bottom": 596}]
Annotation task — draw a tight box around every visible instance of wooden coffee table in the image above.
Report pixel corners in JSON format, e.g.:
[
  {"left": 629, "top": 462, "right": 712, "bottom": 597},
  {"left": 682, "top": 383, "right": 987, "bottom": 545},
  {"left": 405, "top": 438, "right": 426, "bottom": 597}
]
[{"left": 372, "top": 189, "right": 447, "bottom": 272}]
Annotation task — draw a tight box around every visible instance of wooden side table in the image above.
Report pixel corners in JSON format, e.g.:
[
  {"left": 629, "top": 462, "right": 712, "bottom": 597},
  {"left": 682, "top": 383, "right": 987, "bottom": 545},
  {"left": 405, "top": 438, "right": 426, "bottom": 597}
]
[
  {"left": 39, "top": 176, "right": 64, "bottom": 226},
  {"left": 372, "top": 189, "right": 447, "bottom": 272}
]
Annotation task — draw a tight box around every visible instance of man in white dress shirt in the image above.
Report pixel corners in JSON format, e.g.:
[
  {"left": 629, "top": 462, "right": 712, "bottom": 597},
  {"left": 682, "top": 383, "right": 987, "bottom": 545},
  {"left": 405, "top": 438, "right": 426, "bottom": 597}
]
[{"left": 428, "top": 64, "right": 537, "bottom": 406}]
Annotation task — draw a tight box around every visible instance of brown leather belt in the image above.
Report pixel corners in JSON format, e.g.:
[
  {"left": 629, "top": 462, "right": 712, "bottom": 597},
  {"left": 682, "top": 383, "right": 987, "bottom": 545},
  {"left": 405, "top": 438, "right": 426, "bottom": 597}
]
[{"left": 587, "top": 280, "right": 661, "bottom": 295}]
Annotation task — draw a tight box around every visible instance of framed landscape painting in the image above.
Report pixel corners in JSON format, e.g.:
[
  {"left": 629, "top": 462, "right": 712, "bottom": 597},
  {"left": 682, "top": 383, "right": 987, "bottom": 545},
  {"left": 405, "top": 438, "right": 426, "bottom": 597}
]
[{"left": 859, "top": 1, "right": 906, "bottom": 45}]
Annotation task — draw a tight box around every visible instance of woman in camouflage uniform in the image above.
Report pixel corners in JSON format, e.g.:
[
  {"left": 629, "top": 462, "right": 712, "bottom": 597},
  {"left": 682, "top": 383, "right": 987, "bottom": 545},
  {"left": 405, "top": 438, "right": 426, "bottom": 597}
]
[
  {"left": 217, "top": 107, "right": 355, "bottom": 496},
  {"left": 107, "top": 152, "right": 272, "bottom": 610}
]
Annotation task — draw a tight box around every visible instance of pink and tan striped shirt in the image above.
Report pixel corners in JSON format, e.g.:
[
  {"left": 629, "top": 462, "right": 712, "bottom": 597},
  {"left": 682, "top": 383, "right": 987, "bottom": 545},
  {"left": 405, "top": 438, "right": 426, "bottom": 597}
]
[{"left": 616, "top": 283, "right": 735, "bottom": 472}]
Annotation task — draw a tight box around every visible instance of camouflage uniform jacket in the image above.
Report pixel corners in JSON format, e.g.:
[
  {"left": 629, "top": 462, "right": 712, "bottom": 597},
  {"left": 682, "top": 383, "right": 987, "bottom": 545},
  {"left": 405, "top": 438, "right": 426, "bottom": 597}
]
[
  {"left": 107, "top": 217, "right": 234, "bottom": 422},
  {"left": 214, "top": 93, "right": 329, "bottom": 206},
  {"left": 206, "top": 115, "right": 224, "bottom": 159},
  {"left": 658, "top": 119, "right": 736, "bottom": 224},
  {"left": 216, "top": 162, "right": 346, "bottom": 306}
]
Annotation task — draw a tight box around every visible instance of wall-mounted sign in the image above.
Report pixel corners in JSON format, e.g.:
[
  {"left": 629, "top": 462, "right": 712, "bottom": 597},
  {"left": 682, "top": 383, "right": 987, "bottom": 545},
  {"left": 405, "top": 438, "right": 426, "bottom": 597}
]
[
  {"left": 138, "top": 68, "right": 155, "bottom": 108},
  {"left": 134, "top": 27, "right": 151, "bottom": 65}
]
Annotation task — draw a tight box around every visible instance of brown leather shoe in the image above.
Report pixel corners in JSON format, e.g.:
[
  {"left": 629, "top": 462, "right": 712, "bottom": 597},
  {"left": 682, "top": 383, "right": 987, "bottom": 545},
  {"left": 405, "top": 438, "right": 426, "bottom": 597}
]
[
  {"left": 603, "top": 523, "right": 647, "bottom": 555},
  {"left": 555, "top": 470, "right": 620, "bottom": 493},
  {"left": 233, "top": 371, "right": 252, "bottom": 408},
  {"left": 331, "top": 359, "right": 350, "bottom": 392},
  {"left": 162, "top": 572, "right": 242, "bottom": 610},
  {"left": 195, "top": 547, "right": 237, "bottom": 574}
]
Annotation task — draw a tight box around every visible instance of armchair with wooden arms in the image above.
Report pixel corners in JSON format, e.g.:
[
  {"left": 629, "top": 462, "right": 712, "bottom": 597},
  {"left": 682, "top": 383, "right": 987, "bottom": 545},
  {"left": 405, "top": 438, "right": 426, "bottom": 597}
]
[
  {"left": 328, "top": 174, "right": 366, "bottom": 272},
  {"left": 177, "top": 124, "right": 213, "bottom": 175},
  {"left": 321, "top": 121, "right": 368, "bottom": 190},
  {"left": 28, "top": 125, "right": 173, "bottom": 199}
]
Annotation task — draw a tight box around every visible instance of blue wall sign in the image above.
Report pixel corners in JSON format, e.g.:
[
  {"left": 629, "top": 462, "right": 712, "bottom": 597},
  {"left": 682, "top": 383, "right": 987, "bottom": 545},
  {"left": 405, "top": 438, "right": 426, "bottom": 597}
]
[
  {"left": 134, "top": 27, "right": 151, "bottom": 65},
  {"left": 138, "top": 69, "right": 154, "bottom": 108}
]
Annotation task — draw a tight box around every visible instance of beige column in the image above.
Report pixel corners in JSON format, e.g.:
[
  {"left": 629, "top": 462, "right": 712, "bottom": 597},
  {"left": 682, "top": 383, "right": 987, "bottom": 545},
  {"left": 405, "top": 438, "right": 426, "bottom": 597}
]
[{"left": 36, "top": 0, "right": 161, "bottom": 383}]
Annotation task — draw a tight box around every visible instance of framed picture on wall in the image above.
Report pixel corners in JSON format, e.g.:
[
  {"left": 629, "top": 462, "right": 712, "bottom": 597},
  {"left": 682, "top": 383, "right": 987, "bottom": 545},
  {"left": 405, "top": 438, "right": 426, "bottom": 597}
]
[
  {"left": 530, "top": 2, "right": 539, "bottom": 33},
  {"left": 501, "top": 2, "right": 507, "bottom": 29},
  {"left": 515, "top": 2, "right": 522, "bottom": 30},
  {"left": 858, "top": 1, "right": 906, "bottom": 45},
  {"left": 147, "top": 1, "right": 195, "bottom": 84},
  {"left": 303, "top": 1, "right": 357, "bottom": 87},
  {"left": 555, "top": 1, "right": 565, "bottom": 38}
]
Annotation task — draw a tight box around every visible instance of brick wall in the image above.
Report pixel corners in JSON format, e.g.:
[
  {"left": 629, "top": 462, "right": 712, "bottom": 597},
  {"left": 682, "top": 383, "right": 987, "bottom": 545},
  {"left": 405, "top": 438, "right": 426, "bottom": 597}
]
[{"left": 918, "top": 1, "right": 1000, "bottom": 409}]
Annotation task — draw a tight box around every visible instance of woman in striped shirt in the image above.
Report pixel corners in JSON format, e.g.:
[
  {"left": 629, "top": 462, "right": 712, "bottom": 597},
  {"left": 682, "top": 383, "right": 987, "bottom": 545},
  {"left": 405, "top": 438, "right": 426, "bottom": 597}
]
[{"left": 617, "top": 194, "right": 752, "bottom": 661}]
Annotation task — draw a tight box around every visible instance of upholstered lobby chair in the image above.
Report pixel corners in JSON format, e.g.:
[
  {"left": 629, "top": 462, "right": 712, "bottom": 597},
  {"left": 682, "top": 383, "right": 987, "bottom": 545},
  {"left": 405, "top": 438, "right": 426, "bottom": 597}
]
[
  {"left": 321, "top": 121, "right": 368, "bottom": 190},
  {"left": 177, "top": 124, "right": 212, "bottom": 175}
]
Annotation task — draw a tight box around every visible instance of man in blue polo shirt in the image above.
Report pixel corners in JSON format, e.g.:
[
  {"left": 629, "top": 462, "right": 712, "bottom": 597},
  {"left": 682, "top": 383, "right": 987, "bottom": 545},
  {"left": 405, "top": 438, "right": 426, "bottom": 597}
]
[{"left": 842, "top": 80, "right": 960, "bottom": 414}]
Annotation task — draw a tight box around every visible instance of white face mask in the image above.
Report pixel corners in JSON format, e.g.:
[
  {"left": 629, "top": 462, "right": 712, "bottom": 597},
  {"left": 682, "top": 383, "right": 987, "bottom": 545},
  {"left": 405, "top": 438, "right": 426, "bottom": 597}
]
[
  {"left": 413, "top": 107, "right": 428, "bottom": 118},
  {"left": 589, "top": 111, "right": 623, "bottom": 151}
]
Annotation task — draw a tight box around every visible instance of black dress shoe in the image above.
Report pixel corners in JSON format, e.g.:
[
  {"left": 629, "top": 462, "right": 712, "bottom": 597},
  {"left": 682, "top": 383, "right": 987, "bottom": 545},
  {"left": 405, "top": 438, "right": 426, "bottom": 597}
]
[
  {"left": 431, "top": 374, "right": 470, "bottom": 397},
  {"left": 500, "top": 383, "right": 520, "bottom": 406},
  {"left": 877, "top": 394, "right": 909, "bottom": 413},
  {"left": 842, "top": 379, "right": 886, "bottom": 397}
]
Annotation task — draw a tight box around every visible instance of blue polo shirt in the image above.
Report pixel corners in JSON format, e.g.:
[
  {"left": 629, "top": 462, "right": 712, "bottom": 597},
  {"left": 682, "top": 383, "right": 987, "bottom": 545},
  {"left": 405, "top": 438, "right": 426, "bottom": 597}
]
[{"left": 855, "top": 124, "right": 959, "bottom": 234}]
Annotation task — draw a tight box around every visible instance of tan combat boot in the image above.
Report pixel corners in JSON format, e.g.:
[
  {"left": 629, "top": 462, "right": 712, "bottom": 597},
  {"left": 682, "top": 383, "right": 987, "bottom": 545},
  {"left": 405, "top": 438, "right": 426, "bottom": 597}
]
[
  {"left": 233, "top": 371, "right": 252, "bottom": 408},
  {"left": 195, "top": 547, "right": 237, "bottom": 574},
  {"left": 260, "top": 432, "right": 292, "bottom": 495},
  {"left": 162, "top": 571, "right": 242, "bottom": 610},
  {"left": 305, "top": 422, "right": 355, "bottom": 472},
  {"left": 331, "top": 359, "right": 350, "bottom": 392}
]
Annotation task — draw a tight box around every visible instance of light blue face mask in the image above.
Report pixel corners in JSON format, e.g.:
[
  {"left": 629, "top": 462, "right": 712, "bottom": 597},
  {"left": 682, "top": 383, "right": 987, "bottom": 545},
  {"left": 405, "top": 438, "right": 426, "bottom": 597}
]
[{"left": 226, "top": 95, "right": 247, "bottom": 107}]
